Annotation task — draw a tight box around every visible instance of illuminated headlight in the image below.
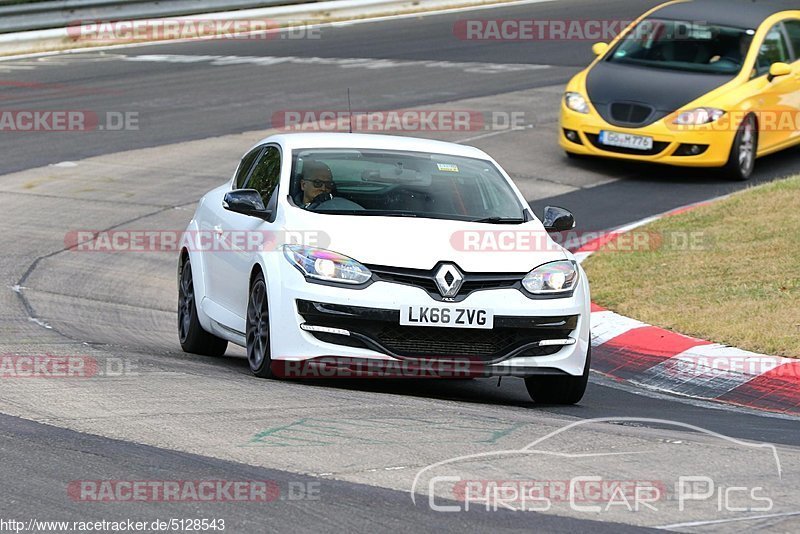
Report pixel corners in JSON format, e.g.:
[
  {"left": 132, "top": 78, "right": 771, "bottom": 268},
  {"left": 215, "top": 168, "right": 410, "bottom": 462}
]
[
  {"left": 283, "top": 245, "right": 372, "bottom": 285},
  {"left": 565, "top": 92, "right": 590, "bottom": 114},
  {"left": 522, "top": 261, "right": 579, "bottom": 295},
  {"left": 672, "top": 108, "right": 725, "bottom": 125}
]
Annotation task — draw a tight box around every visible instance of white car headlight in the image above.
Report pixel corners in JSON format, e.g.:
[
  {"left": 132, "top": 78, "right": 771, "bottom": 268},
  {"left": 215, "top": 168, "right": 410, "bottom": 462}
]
[
  {"left": 672, "top": 108, "right": 725, "bottom": 125},
  {"left": 565, "top": 92, "right": 590, "bottom": 114},
  {"left": 522, "top": 260, "right": 579, "bottom": 295},
  {"left": 283, "top": 245, "right": 372, "bottom": 285}
]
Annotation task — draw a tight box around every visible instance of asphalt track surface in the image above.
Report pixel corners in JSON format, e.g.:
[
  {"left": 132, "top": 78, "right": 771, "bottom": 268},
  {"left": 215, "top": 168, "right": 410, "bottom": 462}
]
[{"left": 1, "top": 0, "right": 800, "bottom": 532}]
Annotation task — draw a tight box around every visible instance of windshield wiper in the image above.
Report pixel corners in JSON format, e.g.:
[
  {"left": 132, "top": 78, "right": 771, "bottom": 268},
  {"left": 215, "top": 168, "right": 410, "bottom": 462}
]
[
  {"left": 470, "top": 217, "right": 526, "bottom": 224},
  {"left": 319, "top": 209, "right": 418, "bottom": 217}
]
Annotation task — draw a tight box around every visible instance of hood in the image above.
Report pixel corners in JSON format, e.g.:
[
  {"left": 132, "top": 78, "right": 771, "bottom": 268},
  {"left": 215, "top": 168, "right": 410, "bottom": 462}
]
[
  {"left": 586, "top": 62, "right": 735, "bottom": 127},
  {"left": 282, "top": 214, "right": 568, "bottom": 273}
]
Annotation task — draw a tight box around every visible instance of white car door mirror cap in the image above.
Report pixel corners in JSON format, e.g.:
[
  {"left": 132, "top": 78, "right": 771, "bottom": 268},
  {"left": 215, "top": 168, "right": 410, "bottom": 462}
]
[{"left": 223, "top": 189, "right": 272, "bottom": 220}]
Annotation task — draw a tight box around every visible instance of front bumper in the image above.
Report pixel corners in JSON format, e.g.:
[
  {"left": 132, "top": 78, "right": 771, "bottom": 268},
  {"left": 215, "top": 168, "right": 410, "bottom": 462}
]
[
  {"left": 267, "top": 259, "right": 591, "bottom": 377},
  {"left": 559, "top": 103, "right": 736, "bottom": 167}
]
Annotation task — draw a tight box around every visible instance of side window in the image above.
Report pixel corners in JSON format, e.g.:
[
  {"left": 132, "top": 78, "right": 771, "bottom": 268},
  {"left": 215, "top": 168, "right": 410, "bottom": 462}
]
[
  {"left": 234, "top": 148, "right": 262, "bottom": 189},
  {"left": 245, "top": 146, "right": 281, "bottom": 203},
  {"left": 756, "top": 24, "right": 791, "bottom": 75},
  {"left": 785, "top": 20, "right": 800, "bottom": 61}
]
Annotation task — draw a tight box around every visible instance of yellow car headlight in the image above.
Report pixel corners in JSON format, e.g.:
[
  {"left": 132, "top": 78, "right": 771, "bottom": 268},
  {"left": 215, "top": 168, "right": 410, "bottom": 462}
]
[
  {"left": 565, "top": 92, "right": 590, "bottom": 114},
  {"left": 672, "top": 108, "right": 726, "bottom": 126}
]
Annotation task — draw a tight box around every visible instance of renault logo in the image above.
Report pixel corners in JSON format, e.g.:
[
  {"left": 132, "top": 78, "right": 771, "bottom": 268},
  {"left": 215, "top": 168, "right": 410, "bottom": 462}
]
[{"left": 434, "top": 264, "right": 464, "bottom": 298}]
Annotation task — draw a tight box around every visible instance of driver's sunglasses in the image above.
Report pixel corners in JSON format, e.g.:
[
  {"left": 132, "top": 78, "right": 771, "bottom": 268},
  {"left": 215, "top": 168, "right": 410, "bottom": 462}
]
[{"left": 305, "top": 179, "right": 335, "bottom": 189}]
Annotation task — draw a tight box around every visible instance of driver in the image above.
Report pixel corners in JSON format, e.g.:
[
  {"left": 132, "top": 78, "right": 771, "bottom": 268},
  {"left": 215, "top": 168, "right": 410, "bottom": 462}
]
[
  {"left": 294, "top": 160, "right": 335, "bottom": 208},
  {"left": 709, "top": 36, "right": 753, "bottom": 68}
]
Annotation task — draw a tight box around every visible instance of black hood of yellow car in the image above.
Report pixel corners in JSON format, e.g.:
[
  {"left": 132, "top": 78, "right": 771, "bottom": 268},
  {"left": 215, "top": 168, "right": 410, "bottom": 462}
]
[{"left": 586, "top": 61, "right": 736, "bottom": 128}]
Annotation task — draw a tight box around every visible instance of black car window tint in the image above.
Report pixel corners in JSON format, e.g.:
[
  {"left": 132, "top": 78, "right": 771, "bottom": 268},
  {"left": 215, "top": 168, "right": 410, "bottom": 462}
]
[
  {"left": 757, "top": 24, "right": 791, "bottom": 75},
  {"left": 246, "top": 146, "right": 281, "bottom": 204},
  {"left": 783, "top": 20, "right": 800, "bottom": 61},
  {"left": 233, "top": 147, "right": 262, "bottom": 189}
]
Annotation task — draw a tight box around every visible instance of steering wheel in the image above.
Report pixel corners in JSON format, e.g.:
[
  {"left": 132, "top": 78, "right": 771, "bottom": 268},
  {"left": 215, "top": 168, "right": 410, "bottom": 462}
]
[{"left": 307, "top": 192, "right": 334, "bottom": 209}]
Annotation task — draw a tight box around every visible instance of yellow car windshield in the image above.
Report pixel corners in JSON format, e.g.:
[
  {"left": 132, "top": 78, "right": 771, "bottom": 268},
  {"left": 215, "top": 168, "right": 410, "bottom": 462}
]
[{"left": 607, "top": 19, "right": 754, "bottom": 75}]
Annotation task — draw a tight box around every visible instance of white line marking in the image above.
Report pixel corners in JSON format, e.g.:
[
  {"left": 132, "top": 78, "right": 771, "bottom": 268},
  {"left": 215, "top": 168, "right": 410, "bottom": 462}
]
[
  {"left": 28, "top": 317, "right": 52, "bottom": 329},
  {"left": 457, "top": 125, "right": 531, "bottom": 143},
  {"left": 656, "top": 510, "right": 800, "bottom": 530},
  {"left": 124, "top": 53, "right": 550, "bottom": 74},
  {"left": 590, "top": 310, "right": 646, "bottom": 347},
  {"left": 0, "top": 65, "right": 35, "bottom": 71}
]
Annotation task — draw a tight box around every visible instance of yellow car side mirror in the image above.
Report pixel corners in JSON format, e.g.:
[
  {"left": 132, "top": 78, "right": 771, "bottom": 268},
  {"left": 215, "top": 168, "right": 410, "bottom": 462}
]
[
  {"left": 592, "top": 42, "right": 610, "bottom": 57},
  {"left": 768, "top": 62, "right": 792, "bottom": 82}
]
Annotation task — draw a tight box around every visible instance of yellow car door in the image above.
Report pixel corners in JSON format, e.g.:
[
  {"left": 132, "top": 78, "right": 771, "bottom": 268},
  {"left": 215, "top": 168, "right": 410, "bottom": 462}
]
[
  {"left": 780, "top": 19, "right": 800, "bottom": 148},
  {"left": 751, "top": 21, "right": 800, "bottom": 152}
]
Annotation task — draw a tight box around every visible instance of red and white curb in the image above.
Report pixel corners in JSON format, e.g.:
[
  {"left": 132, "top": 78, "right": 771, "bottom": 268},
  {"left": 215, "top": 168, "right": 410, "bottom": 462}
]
[{"left": 575, "top": 201, "right": 800, "bottom": 417}]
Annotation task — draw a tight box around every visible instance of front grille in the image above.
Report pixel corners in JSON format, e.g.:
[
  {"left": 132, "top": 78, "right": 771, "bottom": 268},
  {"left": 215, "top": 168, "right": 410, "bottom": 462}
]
[
  {"left": 368, "top": 324, "right": 562, "bottom": 359},
  {"left": 297, "top": 300, "right": 578, "bottom": 362},
  {"left": 610, "top": 102, "right": 654, "bottom": 126},
  {"left": 377, "top": 325, "right": 518, "bottom": 357},
  {"left": 585, "top": 133, "right": 669, "bottom": 156},
  {"left": 368, "top": 264, "right": 522, "bottom": 302}
]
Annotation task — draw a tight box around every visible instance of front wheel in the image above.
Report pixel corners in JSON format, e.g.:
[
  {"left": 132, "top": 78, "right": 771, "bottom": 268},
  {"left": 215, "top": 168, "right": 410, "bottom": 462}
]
[
  {"left": 178, "top": 258, "right": 228, "bottom": 357},
  {"left": 524, "top": 345, "right": 590, "bottom": 405},
  {"left": 246, "top": 272, "right": 274, "bottom": 378},
  {"left": 723, "top": 114, "right": 758, "bottom": 181}
]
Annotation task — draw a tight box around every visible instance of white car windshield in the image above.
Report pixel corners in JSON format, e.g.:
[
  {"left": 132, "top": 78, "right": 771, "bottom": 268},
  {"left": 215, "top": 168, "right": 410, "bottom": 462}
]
[{"left": 289, "top": 148, "right": 526, "bottom": 222}]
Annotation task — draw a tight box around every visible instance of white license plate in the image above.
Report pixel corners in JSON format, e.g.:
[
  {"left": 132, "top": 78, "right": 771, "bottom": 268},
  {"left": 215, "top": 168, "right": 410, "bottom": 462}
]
[
  {"left": 599, "top": 130, "right": 653, "bottom": 151},
  {"left": 400, "top": 305, "right": 493, "bottom": 329}
]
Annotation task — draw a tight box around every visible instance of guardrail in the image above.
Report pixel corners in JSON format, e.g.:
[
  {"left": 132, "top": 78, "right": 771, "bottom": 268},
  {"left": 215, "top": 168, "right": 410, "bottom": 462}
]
[{"left": 0, "top": 0, "right": 321, "bottom": 34}]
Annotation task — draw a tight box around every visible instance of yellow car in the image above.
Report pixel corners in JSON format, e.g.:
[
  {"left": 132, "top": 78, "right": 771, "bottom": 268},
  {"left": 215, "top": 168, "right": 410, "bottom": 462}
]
[{"left": 560, "top": 0, "right": 800, "bottom": 180}]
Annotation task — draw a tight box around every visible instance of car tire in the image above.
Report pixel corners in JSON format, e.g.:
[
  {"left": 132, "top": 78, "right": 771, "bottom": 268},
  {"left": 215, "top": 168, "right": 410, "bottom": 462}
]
[
  {"left": 246, "top": 271, "right": 274, "bottom": 379},
  {"left": 723, "top": 114, "right": 758, "bottom": 181},
  {"left": 178, "top": 258, "right": 228, "bottom": 357},
  {"left": 524, "top": 345, "right": 590, "bottom": 405}
]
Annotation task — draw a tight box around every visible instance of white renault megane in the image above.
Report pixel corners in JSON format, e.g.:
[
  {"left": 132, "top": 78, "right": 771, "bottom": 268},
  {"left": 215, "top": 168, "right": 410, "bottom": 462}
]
[{"left": 178, "top": 133, "right": 591, "bottom": 404}]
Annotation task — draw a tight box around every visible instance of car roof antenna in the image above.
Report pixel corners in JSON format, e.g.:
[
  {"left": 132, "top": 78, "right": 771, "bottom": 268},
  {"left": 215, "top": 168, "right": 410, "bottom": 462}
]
[{"left": 347, "top": 88, "right": 354, "bottom": 134}]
